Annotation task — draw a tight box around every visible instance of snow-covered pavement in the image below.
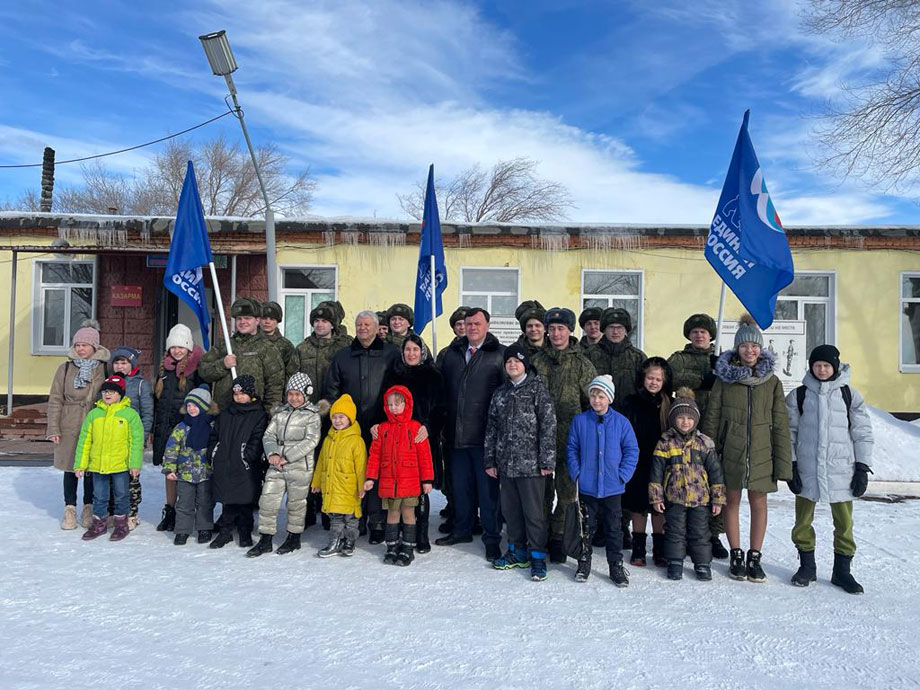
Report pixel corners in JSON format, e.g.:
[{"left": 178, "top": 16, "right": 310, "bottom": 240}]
[{"left": 2, "top": 464, "right": 918, "bottom": 690}]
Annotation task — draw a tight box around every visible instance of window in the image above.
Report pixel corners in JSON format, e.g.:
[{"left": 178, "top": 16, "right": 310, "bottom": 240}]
[
  {"left": 581, "top": 270, "right": 643, "bottom": 348},
  {"left": 775, "top": 272, "right": 836, "bottom": 355},
  {"left": 279, "top": 266, "right": 337, "bottom": 343},
  {"left": 32, "top": 259, "right": 96, "bottom": 355},
  {"left": 902, "top": 273, "right": 920, "bottom": 372},
  {"left": 460, "top": 267, "right": 519, "bottom": 316}
]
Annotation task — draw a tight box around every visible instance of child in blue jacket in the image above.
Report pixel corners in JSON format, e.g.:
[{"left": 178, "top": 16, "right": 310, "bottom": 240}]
[{"left": 566, "top": 375, "right": 639, "bottom": 586}]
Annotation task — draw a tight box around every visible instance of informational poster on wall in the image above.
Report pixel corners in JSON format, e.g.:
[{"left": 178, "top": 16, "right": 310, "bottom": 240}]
[
  {"left": 489, "top": 316, "right": 522, "bottom": 346},
  {"left": 718, "top": 320, "right": 807, "bottom": 394}
]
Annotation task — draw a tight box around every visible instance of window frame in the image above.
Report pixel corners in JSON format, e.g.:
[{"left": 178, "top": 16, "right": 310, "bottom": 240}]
[
  {"left": 459, "top": 266, "right": 521, "bottom": 317},
  {"left": 277, "top": 264, "right": 339, "bottom": 342},
  {"left": 580, "top": 268, "right": 644, "bottom": 350},
  {"left": 775, "top": 270, "right": 838, "bottom": 351},
  {"left": 31, "top": 257, "right": 98, "bottom": 356},
  {"left": 900, "top": 271, "right": 920, "bottom": 373}
]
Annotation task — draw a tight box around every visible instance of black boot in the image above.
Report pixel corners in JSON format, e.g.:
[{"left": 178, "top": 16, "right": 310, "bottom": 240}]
[
  {"left": 369, "top": 524, "right": 385, "bottom": 545},
  {"left": 383, "top": 523, "right": 400, "bottom": 565},
  {"left": 667, "top": 559, "right": 683, "bottom": 580},
  {"left": 174, "top": 533, "right": 189, "bottom": 546},
  {"left": 275, "top": 531, "right": 301, "bottom": 555},
  {"left": 729, "top": 548, "right": 747, "bottom": 579},
  {"left": 746, "top": 549, "right": 766, "bottom": 583},
  {"left": 246, "top": 533, "right": 273, "bottom": 557},
  {"left": 197, "top": 530, "right": 212, "bottom": 544},
  {"left": 831, "top": 553, "right": 864, "bottom": 594},
  {"left": 548, "top": 538, "right": 567, "bottom": 564},
  {"left": 791, "top": 549, "right": 817, "bottom": 587},
  {"left": 610, "top": 560, "right": 630, "bottom": 587},
  {"left": 630, "top": 532, "right": 647, "bottom": 567},
  {"left": 156, "top": 504, "right": 176, "bottom": 532},
  {"left": 575, "top": 554, "right": 592, "bottom": 583},
  {"left": 209, "top": 529, "right": 234, "bottom": 549},
  {"left": 415, "top": 494, "right": 431, "bottom": 554},
  {"left": 397, "top": 524, "right": 416, "bottom": 566},
  {"left": 710, "top": 535, "right": 729, "bottom": 560},
  {"left": 651, "top": 533, "right": 667, "bottom": 567},
  {"left": 238, "top": 529, "right": 254, "bottom": 548}
]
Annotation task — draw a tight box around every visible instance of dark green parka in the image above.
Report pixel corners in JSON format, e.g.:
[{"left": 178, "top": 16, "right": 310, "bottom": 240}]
[
  {"left": 198, "top": 332, "right": 285, "bottom": 413},
  {"left": 667, "top": 343, "right": 717, "bottom": 418},
  {"left": 296, "top": 332, "right": 353, "bottom": 404},
  {"left": 585, "top": 338, "right": 646, "bottom": 405},
  {"left": 260, "top": 329, "right": 300, "bottom": 379}
]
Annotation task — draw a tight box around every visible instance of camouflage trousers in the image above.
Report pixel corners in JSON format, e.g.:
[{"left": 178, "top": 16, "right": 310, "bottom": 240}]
[
  {"left": 544, "top": 452, "right": 577, "bottom": 539},
  {"left": 108, "top": 474, "right": 142, "bottom": 518}
]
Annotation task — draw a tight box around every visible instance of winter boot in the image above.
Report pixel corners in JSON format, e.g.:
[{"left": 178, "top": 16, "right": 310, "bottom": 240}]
[
  {"left": 397, "top": 524, "right": 417, "bottom": 566},
  {"left": 651, "top": 532, "right": 667, "bottom": 567},
  {"left": 383, "top": 523, "right": 400, "bottom": 565},
  {"left": 174, "top": 533, "right": 189, "bottom": 545},
  {"left": 415, "top": 494, "right": 431, "bottom": 554},
  {"left": 791, "top": 549, "right": 818, "bottom": 587},
  {"left": 530, "top": 554, "right": 548, "bottom": 581},
  {"left": 610, "top": 561, "right": 630, "bottom": 588},
  {"left": 80, "top": 504, "right": 94, "bottom": 529},
  {"left": 246, "top": 533, "right": 274, "bottom": 558},
  {"left": 711, "top": 535, "right": 729, "bottom": 560},
  {"left": 729, "top": 548, "right": 747, "bottom": 580},
  {"left": 275, "top": 532, "right": 302, "bottom": 555},
  {"left": 340, "top": 538, "right": 356, "bottom": 557},
  {"left": 630, "top": 532, "right": 647, "bottom": 567},
  {"left": 666, "top": 559, "right": 683, "bottom": 580},
  {"left": 318, "top": 537, "right": 343, "bottom": 558},
  {"left": 548, "top": 538, "right": 567, "bottom": 564},
  {"left": 81, "top": 515, "right": 107, "bottom": 541},
  {"left": 209, "top": 530, "right": 234, "bottom": 549},
  {"left": 156, "top": 504, "right": 176, "bottom": 532},
  {"left": 746, "top": 549, "right": 766, "bottom": 583},
  {"left": 493, "top": 544, "right": 530, "bottom": 570},
  {"left": 831, "top": 553, "right": 864, "bottom": 594},
  {"left": 61, "top": 505, "right": 78, "bottom": 530},
  {"left": 694, "top": 564, "right": 713, "bottom": 581},
  {"left": 369, "top": 525, "right": 386, "bottom": 545},
  {"left": 238, "top": 529, "right": 254, "bottom": 548},
  {"left": 197, "top": 530, "right": 212, "bottom": 544},
  {"left": 575, "top": 555, "right": 592, "bottom": 583},
  {"left": 110, "top": 515, "right": 130, "bottom": 542}
]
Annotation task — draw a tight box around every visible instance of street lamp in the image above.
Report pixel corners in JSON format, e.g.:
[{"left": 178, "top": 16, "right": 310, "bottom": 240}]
[{"left": 199, "top": 30, "right": 278, "bottom": 301}]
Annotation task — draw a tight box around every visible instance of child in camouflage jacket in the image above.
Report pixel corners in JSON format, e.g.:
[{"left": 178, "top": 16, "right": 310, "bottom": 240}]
[{"left": 649, "top": 388, "right": 726, "bottom": 581}]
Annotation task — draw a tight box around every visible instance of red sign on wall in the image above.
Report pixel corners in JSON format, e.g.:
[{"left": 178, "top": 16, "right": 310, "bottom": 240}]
[{"left": 112, "top": 285, "right": 143, "bottom": 307}]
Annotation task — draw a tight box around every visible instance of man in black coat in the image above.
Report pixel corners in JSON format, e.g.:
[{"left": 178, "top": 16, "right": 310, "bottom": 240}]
[
  {"left": 322, "top": 309, "right": 400, "bottom": 543},
  {"left": 435, "top": 307, "right": 506, "bottom": 560}
]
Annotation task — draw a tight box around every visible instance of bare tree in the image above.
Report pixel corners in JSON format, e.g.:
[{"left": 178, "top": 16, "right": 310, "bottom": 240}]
[
  {"left": 803, "top": 1, "right": 920, "bottom": 191},
  {"left": 398, "top": 157, "right": 573, "bottom": 223},
  {"left": 0, "top": 189, "right": 41, "bottom": 212}
]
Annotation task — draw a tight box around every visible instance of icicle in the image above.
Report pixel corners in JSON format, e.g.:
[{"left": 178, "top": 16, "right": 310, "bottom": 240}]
[
  {"left": 532, "top": 232, "right": 569, "bottom": 251},
  {"left": 323, "top": 231, "right": 336, "bottom": 246},
  {"left": 457, "top": 233, "right": 471, "bottom": 249},
  {"left": 340, "top": 231, "right": 361, "bottom": 246},
  {"left": 579, "top": 232, "right": 643, "bottom": 252},
  {"left": 367, "top": 232, "right": 406, "bottom": 249}
]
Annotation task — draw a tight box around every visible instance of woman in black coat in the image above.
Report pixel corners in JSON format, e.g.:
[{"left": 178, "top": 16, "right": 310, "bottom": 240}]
[{"left": 619, "top": 357, "right": 673, "bottom": 568}]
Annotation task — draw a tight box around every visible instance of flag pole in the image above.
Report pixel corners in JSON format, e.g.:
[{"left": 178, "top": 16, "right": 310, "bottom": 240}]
[
  {"left": 208, "top": 261, "right": 237, "bottom": 379},
  {"left": 430, "top": 253, "right": 437, "bottom": 355},
  {"left": 715, "top": 282, "right": 727, "bottom": 354}
]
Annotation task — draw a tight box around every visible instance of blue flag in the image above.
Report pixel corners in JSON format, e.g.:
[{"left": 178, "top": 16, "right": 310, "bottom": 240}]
[
  {"left": 413, "top": 164, "right": 447, "bottom": 334},
  {"left": 164, "top": 161, "right": 214, "bottom": 349},
  {"left": 706, "top": 110, "right": 794, "bottom": 329}
]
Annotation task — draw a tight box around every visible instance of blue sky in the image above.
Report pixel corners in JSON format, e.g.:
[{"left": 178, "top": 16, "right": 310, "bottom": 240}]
[{"left": 0, "top": 0, "right": 916, "bottom": 225}]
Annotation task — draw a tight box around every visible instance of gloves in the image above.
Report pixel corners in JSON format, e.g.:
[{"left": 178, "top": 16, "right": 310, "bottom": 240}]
[
  {"left": 786, "top": 462, "right": 802, "bottom": 495},
  {"left": 851, "top": 462, "right": 872, "bottom": 498}
]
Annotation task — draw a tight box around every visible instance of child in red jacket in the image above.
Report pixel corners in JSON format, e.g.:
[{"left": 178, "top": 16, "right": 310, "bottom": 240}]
[{"left": 364, "top": 385, "right": 434, "bottom": 566}]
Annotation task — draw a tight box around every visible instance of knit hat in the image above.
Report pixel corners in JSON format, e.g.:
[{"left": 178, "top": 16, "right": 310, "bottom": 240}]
[
  {"left": 669, "top": 387, "right": 700, "bottom": 429},
  {"left": 579, "top": 307, "right": 603, "bottom": 328},
  {"left": 230, "top": 297, "right": 262, "bottom": 318},
  {"left": 587, "top": 375, "right": 616, "bottom": 404},
  {"left": 232, "top": 374, "right": 257, "bottom": 399},
  {"left": 165, "top": 324, "right": 194, "bottom": 351},
  {"left": 261, "top": 301, "right": 283, "bottom": 322},
  {"left": 683, "top": 313, "right": 717, "bottom": 340},
  {"left": 733, "top": 313, "right": 764, "bottom": 349},
  {"left": 285, "top": 371, "right": 314, "bottom": 398},
  {"left": 601, "top": 307, "right": 632, "bottom": 332},
  {"left": 330, "top": 394, "right": 357, "bottom": 425},
  {"left": 515, "top": 300, "right": 546, "bottom": 332},
  {"left": 110, "top": 346, "right": 140, "bottom": 371},
  {"left": 310, "top": 301, "right": 339, "bottom": 327},
  {"left": 184, "top": 384, "right": 212, "bottom": 413},
  {"left": 100, "top": 374, "right": 126, "bottom": 396},
  {"left": 449, "top": 306, "right": 470, "bottom": 328},
  {"left": 387, "top": 303, "right": 414, "bottom": 327},
  {"left": 503, "top": 343, "right": 531, "bottom": 371},
  {"left": 808, "top": 344, "right": 840, "bottom": 376},
  {"left": 544, "top": 307, "right": 576, "bottom": 332},
  {"left": 72, "top": 319, "right": 101, "bottom": 348}
]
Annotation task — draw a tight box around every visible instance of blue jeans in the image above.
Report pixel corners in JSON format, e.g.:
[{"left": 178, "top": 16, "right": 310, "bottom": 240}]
[
  {"left": 450, "top": 446, "right": 501, "bottom": 545},
  {"left": 92, "top": 472, "right": 129, "bottom": 518}
]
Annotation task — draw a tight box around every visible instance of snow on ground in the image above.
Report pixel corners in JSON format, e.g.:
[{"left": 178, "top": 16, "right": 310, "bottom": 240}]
[
  {"left": 2, "top": 464, "right": 919, "bottom": 690},
  {"left": 868, "top": 407, "right": 920, "bottom": 482}
]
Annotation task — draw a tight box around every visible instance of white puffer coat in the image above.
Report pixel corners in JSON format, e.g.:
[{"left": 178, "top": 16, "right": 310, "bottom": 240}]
[{"left": 785, "top": 364, "right": 873, "bottom": 503}]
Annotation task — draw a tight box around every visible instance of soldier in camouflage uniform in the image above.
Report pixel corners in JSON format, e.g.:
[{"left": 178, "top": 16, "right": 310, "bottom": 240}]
[
  {"left": 586, "top": 307, "right": 647, "bottom": 406},
  {"left": 376, "top": 311, "right": 389, "bottom": 341},
  {"left": 514, "top": 300, "right": 547, "bottom": 359},
  {"left": 259, "top": 301, "right": 300, "bottom": 379},
  {"left": 531, "top": 307, "right": 597, "bottom": 563},
  {"left": 578, "top": 307, "right": 603, "bottom": 349},
  {"left": 385, "top": 303, "right": 431, "bottom": 359},
  {"left": 198, "top": 297, "right": 285, "bottom": 413}
]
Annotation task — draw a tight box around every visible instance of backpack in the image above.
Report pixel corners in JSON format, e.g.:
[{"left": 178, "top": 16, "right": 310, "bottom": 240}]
[{"left": 796, "top": 384, "right": 852, "bottom": 428}]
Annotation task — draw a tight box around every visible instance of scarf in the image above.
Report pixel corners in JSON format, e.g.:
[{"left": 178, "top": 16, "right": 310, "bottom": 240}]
[
  {"left": 184, "top": 412, "right": 213, "bottom": 451},
  {"left": 72, "top": 358, "right": 99, "bottom": 389}
]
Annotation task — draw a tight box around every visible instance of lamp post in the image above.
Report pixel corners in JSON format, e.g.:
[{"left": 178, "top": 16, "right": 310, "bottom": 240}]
[{"left": 199, "top": 30, "right": 278, "bottom": 301}]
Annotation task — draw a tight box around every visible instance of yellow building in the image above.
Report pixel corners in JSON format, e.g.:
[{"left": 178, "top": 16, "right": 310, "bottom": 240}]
[{"left": 1, "top": 214, "right": 918, "bottom": 415}]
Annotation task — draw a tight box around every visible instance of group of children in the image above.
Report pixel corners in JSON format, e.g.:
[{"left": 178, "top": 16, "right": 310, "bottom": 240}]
[{"left": 66, "top": 326, "right": 872, "bottom": 593}]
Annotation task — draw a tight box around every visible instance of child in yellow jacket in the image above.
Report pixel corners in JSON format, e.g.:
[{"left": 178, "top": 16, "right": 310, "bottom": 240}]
[
  {"left": 74, "top": 375, "right": 144, "bottom": 542},
  {"left": 310, "top": 395, "right": 367, "bottom": 558}
]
